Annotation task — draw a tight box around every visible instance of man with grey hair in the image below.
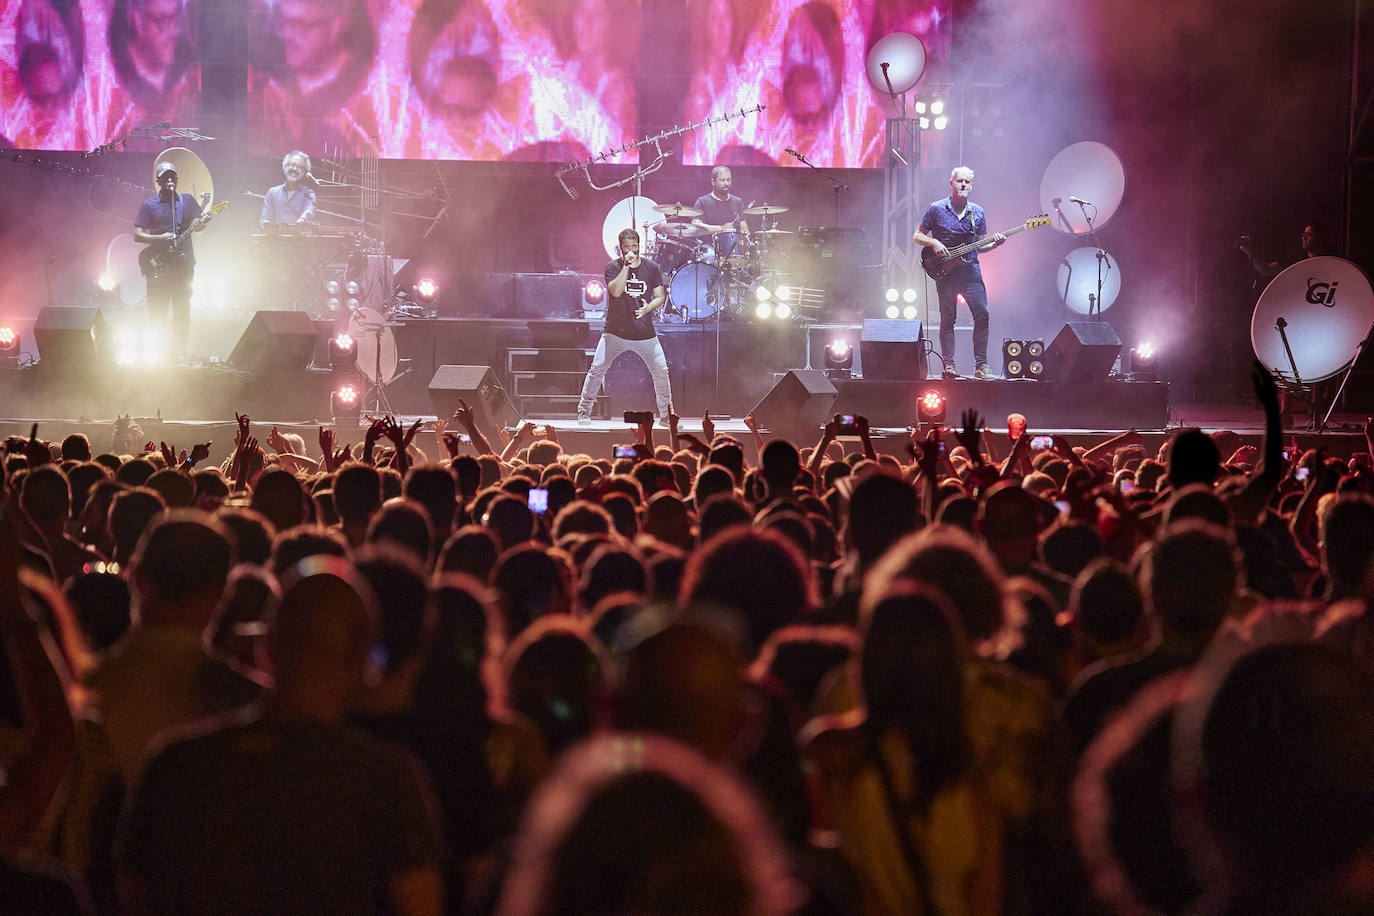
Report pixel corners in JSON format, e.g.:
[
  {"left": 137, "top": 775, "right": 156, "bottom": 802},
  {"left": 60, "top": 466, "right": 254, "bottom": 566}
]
[
  {"left": 913, "top": 165, "right": 1005, "bottom": 380},
  {"left": 260, "top": 150, "right": 318, "bottom": 227}
]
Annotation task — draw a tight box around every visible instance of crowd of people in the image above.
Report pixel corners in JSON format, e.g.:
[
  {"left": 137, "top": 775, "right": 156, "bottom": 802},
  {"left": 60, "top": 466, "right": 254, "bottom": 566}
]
[{"left": 3, "top": 364, "right": 1374, "bottom": 915}]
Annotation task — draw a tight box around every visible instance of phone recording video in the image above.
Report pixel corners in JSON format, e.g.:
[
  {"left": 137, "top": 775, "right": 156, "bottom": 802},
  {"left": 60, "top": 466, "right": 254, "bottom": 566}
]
[
  {"left": 528, "top": 487, "right": 549, "bottom": 514},
  {"left": 1031, "top": 436, "right": 1053, "bottom": 450},
  {"left": 1295, "top": 466, "right": 1310, "bottom": 482},
  {"left": 613, "top": 444, "right": 638, "bottom": 460}
]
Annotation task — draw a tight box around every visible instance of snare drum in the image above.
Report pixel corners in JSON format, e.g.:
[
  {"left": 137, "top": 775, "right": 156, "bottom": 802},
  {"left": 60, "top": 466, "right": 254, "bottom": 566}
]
[{"left": 669, "top": 260, "right": 721, "bottom": 320}]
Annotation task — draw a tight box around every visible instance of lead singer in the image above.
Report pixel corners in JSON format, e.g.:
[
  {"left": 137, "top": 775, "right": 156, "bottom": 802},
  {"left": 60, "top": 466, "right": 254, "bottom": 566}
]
[{"left": 578, "top": 228, "right": 673, "bottom": 425}]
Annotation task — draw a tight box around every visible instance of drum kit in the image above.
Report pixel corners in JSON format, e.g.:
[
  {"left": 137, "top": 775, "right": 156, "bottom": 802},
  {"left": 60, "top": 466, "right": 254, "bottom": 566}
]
[{"left": 641, "top": 200, "right": 795, "bottom": 322}]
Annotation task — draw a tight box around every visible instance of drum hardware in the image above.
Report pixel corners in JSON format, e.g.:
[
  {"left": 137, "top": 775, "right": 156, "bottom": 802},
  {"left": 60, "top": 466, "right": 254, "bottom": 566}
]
[
  {"left": 653, "top": 202, "right": 703, "bottom": 218},
  {"left": 743, "top": 204, "right": 789, "bottom": 216},
  {"left": 1251, "top": 256, "right": 1374, "bottom": 430},
  {"left": 348, "top": 306, "right": 410, "bottom": 416}
]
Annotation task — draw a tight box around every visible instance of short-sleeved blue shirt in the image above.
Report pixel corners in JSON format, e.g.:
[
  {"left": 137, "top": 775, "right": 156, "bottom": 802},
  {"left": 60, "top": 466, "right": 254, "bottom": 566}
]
[
  {"left": 136, "top": 192, "right": 204, "bottom": 269},
  {"left": 920, "top": 196, "right": 988, "bottom": 271}
]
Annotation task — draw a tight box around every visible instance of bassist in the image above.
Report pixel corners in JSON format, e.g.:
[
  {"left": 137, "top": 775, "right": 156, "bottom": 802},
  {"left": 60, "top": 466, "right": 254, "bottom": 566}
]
[
  {"left": 913, "top": 166, "right": 1005, "bottom": 380},
  {"left": 135, "top": 160, "right": 211, "bottom": 362}
]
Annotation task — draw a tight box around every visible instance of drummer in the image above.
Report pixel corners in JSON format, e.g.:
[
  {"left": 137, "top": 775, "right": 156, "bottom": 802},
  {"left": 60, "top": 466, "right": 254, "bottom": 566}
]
[{"left": 691, "top": 166, "right": 749, "bottom": 257}]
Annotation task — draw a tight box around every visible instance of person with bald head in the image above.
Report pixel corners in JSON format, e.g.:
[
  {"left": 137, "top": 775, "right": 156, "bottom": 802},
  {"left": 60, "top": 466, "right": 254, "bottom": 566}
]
[{"left": 117, "top": 558, "right": 444, "bottom": 915}]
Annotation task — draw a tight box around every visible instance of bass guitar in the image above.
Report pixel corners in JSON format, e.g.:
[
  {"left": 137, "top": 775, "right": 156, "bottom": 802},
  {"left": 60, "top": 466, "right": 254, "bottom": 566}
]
[
  {"left": 920, "top": 214, "right": 1051, "bottom": 280},
  {"left": 138, "top": 194, "right": 229, "bottom": 281}
]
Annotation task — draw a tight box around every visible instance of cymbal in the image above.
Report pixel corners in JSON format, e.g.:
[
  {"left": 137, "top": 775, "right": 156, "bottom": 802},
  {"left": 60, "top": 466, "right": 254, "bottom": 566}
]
[
  {"left": 653, "top": 201, "right": 703, "bottom": 217},
  {"left": 744, "top": 203, "right": 789, "bottom": 216},
  {"left": 757, "top": 228, "right": 794, "bottom": 235},
  {"left": 655, "top": 222, "right": 707, "bottom": 239}
]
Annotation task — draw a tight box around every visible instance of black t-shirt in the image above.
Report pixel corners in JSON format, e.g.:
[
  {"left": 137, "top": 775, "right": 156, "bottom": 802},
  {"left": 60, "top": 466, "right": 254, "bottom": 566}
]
[
  {"left": 693, "top": 192, "right": 746, "bottom": 228},
  {"left": 604, "top": 257, "right": 663, "bottom": 340}
]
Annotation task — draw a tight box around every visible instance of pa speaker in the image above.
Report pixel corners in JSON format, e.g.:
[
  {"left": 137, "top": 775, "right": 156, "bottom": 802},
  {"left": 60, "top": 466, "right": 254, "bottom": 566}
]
[
  {"left": 749, "top": 369, "right": 837, "bottom": 438},
  {"left": 860, "top": 318, "right": 926, "bottom": 380},
  {"left": 227, "top": 311, "right": 318, "bottom": 372},
  {"left": 429, "top": 365, "right": 520, "bottom": 431},
  {"left": 1044, "top": 322, "right": 1122, "bottom": 382},
  {"left": 34, "top": 306, "right": 109, "bottom": 369}
]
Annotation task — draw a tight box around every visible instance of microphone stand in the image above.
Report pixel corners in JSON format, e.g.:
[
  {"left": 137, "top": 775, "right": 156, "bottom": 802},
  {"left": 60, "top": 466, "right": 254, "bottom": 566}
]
[
  {"left": 1074, "top": 199, "right": 1109, "bottom": 320},
  {"left": 787, "top": 150, "right": 849, "bottom": 225}
]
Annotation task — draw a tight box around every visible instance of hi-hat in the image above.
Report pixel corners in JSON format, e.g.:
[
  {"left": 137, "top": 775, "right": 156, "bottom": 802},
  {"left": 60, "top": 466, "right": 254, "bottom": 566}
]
[
  {"left": 653, "top": 202, "right": 702, "bottom": 218},
  {"left": 744, "top": 204, "right": 789, "bottom": 216},
  {"left": 655, "top": 223, "right": 707, "bottom": 239}
]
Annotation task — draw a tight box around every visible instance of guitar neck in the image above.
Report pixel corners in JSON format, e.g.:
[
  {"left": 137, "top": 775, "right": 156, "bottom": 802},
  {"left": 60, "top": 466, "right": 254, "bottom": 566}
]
[{"left": 946, "top": 223, "right": 1032, "bottom": 259}]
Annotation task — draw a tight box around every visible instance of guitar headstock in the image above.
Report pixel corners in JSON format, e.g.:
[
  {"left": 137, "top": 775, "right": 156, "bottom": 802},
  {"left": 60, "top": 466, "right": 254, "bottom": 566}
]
[
  {"left": 1024, "top": 214, "right": 1051, "bottom": 231},
  {"left": 208, "top": 200, "right": 230, "bottom": 216}
]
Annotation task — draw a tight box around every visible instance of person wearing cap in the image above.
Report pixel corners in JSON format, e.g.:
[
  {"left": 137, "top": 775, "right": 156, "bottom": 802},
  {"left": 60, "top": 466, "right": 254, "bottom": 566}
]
[{"left": 135, "top": 159, "right": 209, "bottom": 361}]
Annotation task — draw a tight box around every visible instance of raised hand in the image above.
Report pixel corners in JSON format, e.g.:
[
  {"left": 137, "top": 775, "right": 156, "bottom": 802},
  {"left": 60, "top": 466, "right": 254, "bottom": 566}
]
[
  {"left": 401, "top": 419, "right": 423, "bottom": 448},
  {"left": 160, "top": 441, "right": 176, "bottom": 467},
  {"left": 452, "top": 398, "right": 475, "bottom": 429},
  {"left": 24, "top": 430, "right": 50, "bottom": 468},
  {"left": 189, "top": 442, "right": 211, "bottom": 465},
  {"left": 441, "top": 432, "right": 462, "bottom": 459},
  {"left": 1251, "top": 360, "right": 1280, "bottom": 415},
  {"left": 335, "top": 443, "right": 353, "bottom": 466},
  {"left": 319, "top": 425, "right": 335, "bottom": 458},
  {"left": 915, "top": 426, "right": 942, "bottom": 477},
  {"left": 266, "top": 425, "right": 291, "bottom": 455},
  {"left": 954, "top": 408, "right": 982, "bottom": 457},
  {"left": 235, "top": 412, "right": 251, "bottom": 445},
  {"left": 701, "top": 413, "right": 715, "bottom": 442},
  {"left": 743, "top": 413, "right": 758, "bottom": 432}
]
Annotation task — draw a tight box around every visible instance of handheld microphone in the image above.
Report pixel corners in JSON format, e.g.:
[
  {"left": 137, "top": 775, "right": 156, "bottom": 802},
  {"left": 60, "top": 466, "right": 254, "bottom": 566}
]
[
  {"left": 784, "top": 148, "right": 801, "bottom": 158},
  {"left": 1069, "top": 196, "right": 1092, "bottom": 206}
]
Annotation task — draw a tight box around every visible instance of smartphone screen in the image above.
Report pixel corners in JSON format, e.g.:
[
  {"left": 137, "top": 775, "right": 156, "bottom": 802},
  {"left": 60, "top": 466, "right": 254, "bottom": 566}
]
[
  {"left": 1120, "top": 479, "right": 1135, "bottom": 494},
  {"left": 838, "top": 414, "right": 856, "bottom": 426},
  {"left": 1054, "top": 499, "right": 1070, "bottom": 515},
  {"left": 1295, "top": 467, "right": 1310, "bottom": 481},
  {"left": 1032, "top": 436, "right": 1053, "bottom": 450},
  {"left": 613, "top": 445, "right": 637, "bottom": 459},
  {"left": 528, "top": 487, "right": 549, "bottom": 514}
]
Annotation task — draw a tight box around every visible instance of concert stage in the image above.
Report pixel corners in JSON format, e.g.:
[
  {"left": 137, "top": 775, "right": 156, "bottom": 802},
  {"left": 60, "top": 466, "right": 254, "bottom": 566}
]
[{"left": 0, "top": 314, "right": 1171, "bottom": 433}]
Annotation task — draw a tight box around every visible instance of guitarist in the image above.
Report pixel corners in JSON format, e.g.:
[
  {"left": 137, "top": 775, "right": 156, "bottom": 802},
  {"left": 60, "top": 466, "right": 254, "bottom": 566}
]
[
  {"left": 913, "top": 166, "right": 1005, "bottom": 380},
  {"left": 135, "top": 161, "right": 210, "bottom": 362}
]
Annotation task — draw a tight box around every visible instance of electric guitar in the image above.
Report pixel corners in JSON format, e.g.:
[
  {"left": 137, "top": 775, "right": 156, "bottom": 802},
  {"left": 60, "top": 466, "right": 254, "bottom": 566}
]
[
  {"left": 920, "top": 214, "right": 1051, "bottom": 280},
  {"left": 138, "top": 194, "right": 229, "bottom": 281}
]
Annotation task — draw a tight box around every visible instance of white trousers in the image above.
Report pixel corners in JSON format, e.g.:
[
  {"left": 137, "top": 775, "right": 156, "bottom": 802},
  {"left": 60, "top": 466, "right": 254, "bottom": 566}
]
[{"left": 578, "top": 333, "right": 673, "bottom": 418}]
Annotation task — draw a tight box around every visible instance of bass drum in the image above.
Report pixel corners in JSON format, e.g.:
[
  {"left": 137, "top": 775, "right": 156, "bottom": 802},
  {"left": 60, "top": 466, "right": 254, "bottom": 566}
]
[
  {"left": 669, "top": 261, "right": 721, "bottom": 321},
  {"left": 348, "top": 307, "right": 398, "bottom": 383}
]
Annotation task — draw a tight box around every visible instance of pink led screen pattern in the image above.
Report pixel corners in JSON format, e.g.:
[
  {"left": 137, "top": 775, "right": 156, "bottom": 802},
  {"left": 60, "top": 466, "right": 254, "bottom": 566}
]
[{"left": 1, "top": 0, "right": 951, "bottom": 167}]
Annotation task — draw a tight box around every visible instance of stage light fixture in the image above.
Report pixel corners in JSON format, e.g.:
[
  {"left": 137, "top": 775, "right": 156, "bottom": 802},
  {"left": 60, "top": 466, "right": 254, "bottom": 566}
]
[
  {"left": 919, "top": 117, "right": 930, "bottom": 130},
  {"left": 930, "top": 100, "right": 945, "bottom": 116},
  {"left": 902, "top": 305, "right": 918, "bottom": 320},
  {"left": 824, "top": 338, "right": 854, "bottom": 378},
  {"left": 584, "top": 279, "right": 606, "bottom": 304},
  {"left": 755, "top": 285, "right": 773, "bottom": 301},
  {"left": 97, "top": 272, "right": 117, "bottom": 292},
  {"left": 917, "top": 389, "right": 947, "bottom": 425},
  {"left": 933, "top": 116, "right": 948, "bottom": 131},
  {"left": 775, "top": 285, "right": 792, "bottom": 300},
  {"left": 345, "top": 280, "right": 362, "bottom": 297},
  {"left": 329, "top": 333, "right": 356, "bottom": 370},
  {"left": 0, "top": 326, "right": 18, "bottom": 366},
  {"left": 416, "top": 277, "right": 439, "bottom": 301},
  {"left": 755, "top": 301, "right": 773, "bottom": 320},
  {"left": 1130, "top": 341, "right": 1158, "bottom": 381},
  {"left": 345, "top": 297, "right": 360, "bottom": 310},
  {"left": 885, "top": 287, "right": 900, "bottom": 303},
  {"left": 902, "top": 288, "right": 918, "bottom": 304},
  {"left": 325, "top": 280, "right": 342, "bottom": 296},
  {"left": 775, "top": 303, "right": 792, "bottom": 320},
  {"left": 885, "top": 304, "right": 900, "bottom": 319},
  {"left": 913, "top": 100, "right": 927, "bottom": 115},
  {"left": 331, "top": 383, "right": 361, "bottom": 422}
]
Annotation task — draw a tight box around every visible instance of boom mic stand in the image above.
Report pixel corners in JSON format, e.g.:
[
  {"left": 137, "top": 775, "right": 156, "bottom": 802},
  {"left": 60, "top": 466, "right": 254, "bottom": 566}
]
[{"left": 1074, "top": 199, "right": 1110, "bottom": 320}]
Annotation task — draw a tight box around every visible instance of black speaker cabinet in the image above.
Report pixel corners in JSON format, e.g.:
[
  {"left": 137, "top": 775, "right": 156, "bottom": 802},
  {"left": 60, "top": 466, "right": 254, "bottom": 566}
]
[
  {"left": 860, "top": 318, "right": 926, "bottom": 381},
  {"left": 227, "top": 310, "right": 319, "bottom": 373},
  {"left": 428, "top": 365, "right": 520, "bottom": 431},
  {"left": 34, "top": 306, "right": 108, "bottom": 369},
  {"left": 749, "top": 369, "right": 837, "bottom": 438},
  {"left": 1043, "top": 322, "right": 1122, "bottom": 382}
]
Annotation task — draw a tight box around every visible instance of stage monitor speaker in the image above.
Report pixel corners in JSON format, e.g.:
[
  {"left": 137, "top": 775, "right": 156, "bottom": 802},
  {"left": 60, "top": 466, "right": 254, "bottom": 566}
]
[
  {"left": 227, "top": 310, "right": 318, "bottom": 373},
  {"left": 34, "top": 306, "right": 109, "bottom": 369},
  {"left": 1043, "top": 322, "right": 1122, "bottom": 382},
  {"left": 428, "top": 365, "right": 520, "bottom": 431},
  {"left": 750, "top": 369, "right": 837, "bottom": 437},
  {"left": 860, "top": 318, "right": 926, "bottom": 380}
]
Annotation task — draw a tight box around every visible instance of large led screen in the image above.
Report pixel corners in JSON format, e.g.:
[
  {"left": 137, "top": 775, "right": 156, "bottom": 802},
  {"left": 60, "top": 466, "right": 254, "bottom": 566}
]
[{"left": 1, "top": 0, "right": 950, "bottom": 166}]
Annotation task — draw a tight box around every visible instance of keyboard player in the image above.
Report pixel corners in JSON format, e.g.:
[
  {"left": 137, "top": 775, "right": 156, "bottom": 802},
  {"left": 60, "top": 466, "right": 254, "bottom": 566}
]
[{"left": 260, "top": 150, "right": 318, "bottom": 228}]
